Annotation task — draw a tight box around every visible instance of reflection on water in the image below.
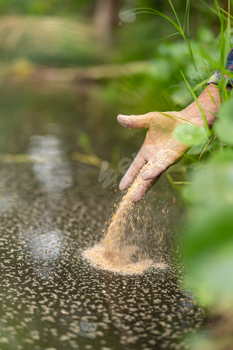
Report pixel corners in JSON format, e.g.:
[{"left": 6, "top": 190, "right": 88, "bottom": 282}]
[
  {"left": 0, "top": 83, "right": 203, "bottom": 350},
  {"left": 28, "top": 134, "right": 73, "bottom": 194},
  {"left": 22, "top": 230, "right": 65, "bottom": 261},
  {"left": 21, "top": 229, "right": 66, "bottom": 281}
]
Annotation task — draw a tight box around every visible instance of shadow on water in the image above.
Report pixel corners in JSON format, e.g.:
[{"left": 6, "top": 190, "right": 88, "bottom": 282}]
[{"left": 0, "top": 82, "right": 203, "bottom": 350}]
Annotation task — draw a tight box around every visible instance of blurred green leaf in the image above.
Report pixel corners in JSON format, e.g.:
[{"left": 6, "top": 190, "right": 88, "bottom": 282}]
[
  {"left": 182, "top": 151, "right": 233, "bottom": 308},
  {"left": 79, "top": 132, "right": 92, "bottom": 154},
  {"left": 173, "top": 124, "right": 208, "bottom": 146},
  {"left": 184, "top": 206, "right": 233, "bottom": 259},
  {"left": 183, "top": 202, "right": 233, "bottom": 309},
  {"left": 186, "top": 143, "right": 205, "bottom": 155},
  {"left": 215, "top": 98, "right": 233, "bottom": 145},
  {"left": 183, "top": 149, "right": 233, "bottom": 205},
  {"left": 188, "top": 333, "right": 215, "bottom": 350}
]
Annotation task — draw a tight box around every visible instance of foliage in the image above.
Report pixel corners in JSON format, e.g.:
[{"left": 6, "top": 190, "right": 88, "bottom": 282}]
[
  {"left": 164, "top": 1, "right": 233, "bottom": 349},
  {"left": 170, "top": 0, "right": 233, "bottom": 301},
  {"left": 0, "top": 17, "right": 103, "bottom": 67},
  {"left": 173, "top": 124, "right": 208, "bottom": 146},
  {"left": 182, "top": 150, "right": 233, "bottom": 306},
  {"left": 0, "top": 0, "right": 90, "bottom": 15},
  {"left": 214, "top": 96, "right": 233, "bottom": 144}
]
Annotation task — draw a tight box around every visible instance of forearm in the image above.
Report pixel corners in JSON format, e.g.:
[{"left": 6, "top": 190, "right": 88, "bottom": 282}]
[
  {"left": 182, "top": 85, "right": 221, "bottom": 127},
  {"left": 182, "top": 82, "right": 233, "bottom": 128}
]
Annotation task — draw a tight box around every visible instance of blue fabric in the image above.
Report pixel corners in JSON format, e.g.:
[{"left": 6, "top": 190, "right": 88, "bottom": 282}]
[{"left": 208, "top": 48, "right": 233, "bottom": 86}]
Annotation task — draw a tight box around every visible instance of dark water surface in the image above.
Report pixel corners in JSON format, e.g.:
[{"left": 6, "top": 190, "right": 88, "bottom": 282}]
[{"left": 0, "top": 82, "right": 203, "bottom": 350}]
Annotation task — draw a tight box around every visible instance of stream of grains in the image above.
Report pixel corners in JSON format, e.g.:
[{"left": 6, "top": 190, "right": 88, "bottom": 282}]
[{"left": 83, "top": 162, "right": 167, "bottom": 274}]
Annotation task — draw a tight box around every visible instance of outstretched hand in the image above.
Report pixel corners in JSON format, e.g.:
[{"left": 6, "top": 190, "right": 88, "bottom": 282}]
[
  {"left": 117, "top": 85, "right": 220, "bottom": 202},
  {"left": 117, "top": 111, "right": 189, "bottom": 202}
]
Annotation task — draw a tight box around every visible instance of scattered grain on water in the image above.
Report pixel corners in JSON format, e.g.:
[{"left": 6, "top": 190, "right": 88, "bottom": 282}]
[{"left": 83, "top": 244, "right": 167, "bottom": 275}]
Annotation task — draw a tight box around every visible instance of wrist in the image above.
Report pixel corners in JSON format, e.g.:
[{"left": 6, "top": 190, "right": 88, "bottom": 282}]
[{"left": 182, "top": 85, "right": 221, "bottom": 127}]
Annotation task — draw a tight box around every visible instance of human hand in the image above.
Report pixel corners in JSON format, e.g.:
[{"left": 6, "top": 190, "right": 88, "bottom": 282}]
[
  {"left": 117, "top": 85, "right": 221, "bottom": 203},
  {"left": 117, "top": 111, "right": 189, "bottom": 202}
]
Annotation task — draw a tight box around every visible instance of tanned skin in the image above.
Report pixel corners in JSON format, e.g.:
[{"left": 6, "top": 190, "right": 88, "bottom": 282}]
[{"left": 118, "top": 85, "right": 223, "bottom": 202}]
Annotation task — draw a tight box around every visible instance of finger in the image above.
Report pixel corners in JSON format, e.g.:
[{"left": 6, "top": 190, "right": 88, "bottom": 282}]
[
  {"left": 119, "top": 152, "right": 146, "bottom": 191},
  {"left": 142, "top": 165, "right": 166, "bottom": 181},
  {"left": 142, "top": 153, "right": 178, "bottom": 181},
  {"left": 132, "top": 175, "right": 161, "bottom": 203},
  {"left": 117, "top": 112, "right": 154, "bottom": 129}
]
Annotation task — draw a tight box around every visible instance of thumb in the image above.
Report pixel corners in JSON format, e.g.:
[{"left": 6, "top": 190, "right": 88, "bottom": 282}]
[{"left": 117, "top": 112, "right": 155, "bottom": 129}]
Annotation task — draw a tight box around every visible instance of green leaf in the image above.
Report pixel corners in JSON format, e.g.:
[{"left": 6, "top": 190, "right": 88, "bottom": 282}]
[
  {"left": 185, "top": 241, "right": 233, "bottom": 307},
  {"left": 173, "top": 124, "right": 208, "bottom": 146},
  {"left": 184, "top": 206, "right": 233, "bottom": 258},
  {"left": 183, "top": 149, "right": 233, "bottom": 205},
  {"left": 181, "top": 149, "right": 233, "bottom": 307},
  {"left": 215, "top": 98, "right": 233, "bottom": 145},
  {"left": 187, "top": 143, "right": 205, "bottom": 155},
  {"left": 183, "top": 205, "right": 233, "bottom": 307},
  {"left": 79, "top": 132, "right": 92, "bottom": 154}
]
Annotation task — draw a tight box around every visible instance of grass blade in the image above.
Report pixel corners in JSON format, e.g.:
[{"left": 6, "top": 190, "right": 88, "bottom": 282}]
[{"left": 180, "top": 71, "right": 211, "bottom": 136}]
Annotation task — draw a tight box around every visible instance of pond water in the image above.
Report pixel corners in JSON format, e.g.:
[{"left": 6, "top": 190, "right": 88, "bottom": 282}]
[{"left": 0, "top": 81, "right": 203, "bottom": 350}]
